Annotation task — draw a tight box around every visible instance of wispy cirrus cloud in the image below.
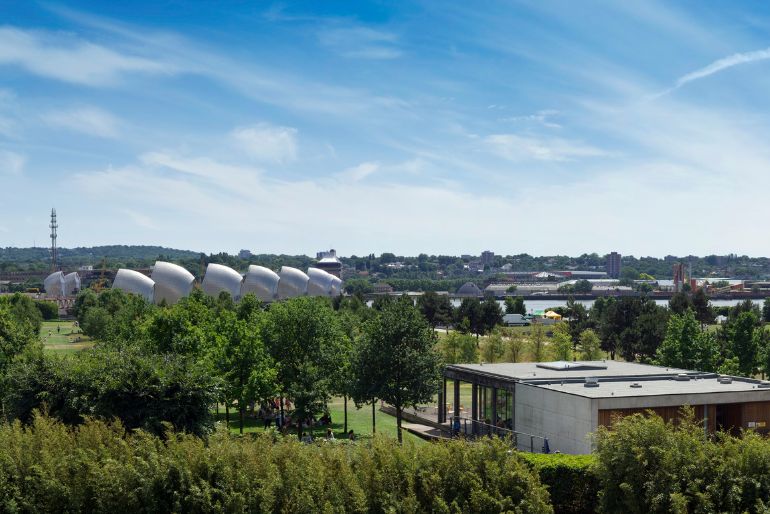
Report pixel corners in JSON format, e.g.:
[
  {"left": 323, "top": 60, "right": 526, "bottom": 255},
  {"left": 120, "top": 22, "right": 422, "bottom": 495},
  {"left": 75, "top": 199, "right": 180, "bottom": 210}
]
[
  {"left": 231, "top": 123, "right": 298, "bottom": 164},
  {"left": 42, "top": 106, "right": 122, "bottom": 138},
  {"left": 318, "top": 26, "right": 402, "bottom": 59},
  {"left": 0, "top": 149, "right": 25, "bottom": 174},
  {"left": 484, "top": 133, "right": 607, "bottom": 162},
  {"left": 0, "top": 26, "right": 169, "bottom": 86},
  {"left": 675, "top": 47, "right": 770, "bottom": 89}
]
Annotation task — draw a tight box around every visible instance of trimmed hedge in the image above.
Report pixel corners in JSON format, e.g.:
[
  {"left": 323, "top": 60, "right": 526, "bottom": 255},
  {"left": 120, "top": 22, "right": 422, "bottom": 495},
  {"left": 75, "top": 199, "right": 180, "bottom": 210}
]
[
  {"left": 520, "top": 453, "right": 598, "bottom": 514},
  {"left": 0, "top": 414, "right": 553, "bottom": 514}
]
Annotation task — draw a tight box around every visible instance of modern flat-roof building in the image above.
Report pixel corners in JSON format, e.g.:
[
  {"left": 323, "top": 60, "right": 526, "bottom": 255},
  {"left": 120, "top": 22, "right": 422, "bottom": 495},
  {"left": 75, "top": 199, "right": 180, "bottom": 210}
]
[{"left": 440, "top": 361, "right": 770, "bottom": 454}]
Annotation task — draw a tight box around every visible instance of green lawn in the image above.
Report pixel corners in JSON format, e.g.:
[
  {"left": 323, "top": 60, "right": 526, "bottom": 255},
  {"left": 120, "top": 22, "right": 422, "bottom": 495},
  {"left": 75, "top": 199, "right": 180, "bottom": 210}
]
[
  {"left": 214, "top": 396, "right": 425, "bottom": 444},
  {"left": 40, "top": 320, "right": 94, "bottom": 354}
]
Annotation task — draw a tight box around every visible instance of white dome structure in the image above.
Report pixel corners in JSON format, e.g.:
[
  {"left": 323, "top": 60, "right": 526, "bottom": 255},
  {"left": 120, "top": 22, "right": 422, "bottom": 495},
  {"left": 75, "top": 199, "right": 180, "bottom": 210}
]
[
  {"left": 151, "top": 261, "right": 195, "bottom": 305},
  {"left": 63, "top": 272, "right": 81, "bottom": 296},
  {"left": 43, "top": 271, "right": 65, "bottom": 297},
  {"left": 330, "top": 276, "right": 343, "bottom": 297},
  {"left": 112, "top": 269, "right": 155, "bottom": 302},
  {"left": 307, "top": 267, "right": 335, "bottom": 297},
  {"left": 240, "top": 265, "right": 280, "bottom": 302},
  {"left": 201, "top": 263, "right": 243, "bottom": 299},
  {"left": 276, "top": 266, "right": 309, "bottom": 299}
]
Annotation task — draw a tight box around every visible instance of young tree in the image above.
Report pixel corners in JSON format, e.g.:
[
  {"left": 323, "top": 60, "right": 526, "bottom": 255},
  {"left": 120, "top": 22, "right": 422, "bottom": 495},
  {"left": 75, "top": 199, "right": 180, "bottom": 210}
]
[
  {"left": 579, "top": 329, "right": 603, "bottom": 360},
  {"left": 353, "top": 299, "right": 442, "bottom": 442},
  {"left": 440, "top": 332, "right": 478, "bottom": 364},
  {"left": 530, "top": 322, "right": 547, "bottom": 362},
  {"left": 455, "top": 298, "right": 483, "bottom": 340},
  {"left": 551, "top": 323, "right": 572, "bottom": 361},
  {"left": 669, "top": 292, "right": 693, "bottom": 315},
  {"left": 262, "top": 297, "right": 348, "bottom": 436},
  {"left": 504, "top": 296, "right": 526, "bottom": 315},
  {"left": 763, "top": 298, "right": 770, "bottom": 323},
  {"left": 417, "top": 291, "right": 454, "bottom": 330},
  {"left": 656, "top": 310, "right": 720, "bottom": 372},
  {"left": 480, "top": 297, "right": 503, "bottom": 336},
  {"left": 729, "top": 310, "right": 760, "bottom": 377},
  {"left": 505, "top": 331, "right": 526, "bottom": 362},
  {"left": 480, "top": 330, "right": 505, "bottom": 363}
]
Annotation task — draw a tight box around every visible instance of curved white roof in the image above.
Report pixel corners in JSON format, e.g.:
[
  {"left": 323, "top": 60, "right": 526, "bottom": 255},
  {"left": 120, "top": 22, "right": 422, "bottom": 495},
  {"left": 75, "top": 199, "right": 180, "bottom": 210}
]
[
  {"left": 113, "top": 269, "right": 155, "bottom": 302},
  {"left": 240, "top": 265, "right": 280, "bottom": 302},
  {"left": 63, "top": 272, "right": 81, "bottom": 296},
  {"left": 307, "top": 267, "right": 335, "bottom": 297},
  {"left": 276, "top": 266, "right": 309, "bottom": 299},
  {"left": 201, "top": 263, "right": 243, "bottom": 299},
  {"left": 43, "top": 271, "right": 65, "bottom": 297},
  {"left": 151, "top": 261, "right": 195, "bottom": 305},
  {"left": 330, "top": 276, "right": 343, "bottom": 297}
]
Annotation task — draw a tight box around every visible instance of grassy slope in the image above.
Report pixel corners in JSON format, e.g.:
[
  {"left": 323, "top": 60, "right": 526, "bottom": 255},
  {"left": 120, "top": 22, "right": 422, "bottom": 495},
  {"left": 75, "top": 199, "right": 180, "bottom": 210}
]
[{"left": 40, "top": 320, "right": 94, "bottom": 353}]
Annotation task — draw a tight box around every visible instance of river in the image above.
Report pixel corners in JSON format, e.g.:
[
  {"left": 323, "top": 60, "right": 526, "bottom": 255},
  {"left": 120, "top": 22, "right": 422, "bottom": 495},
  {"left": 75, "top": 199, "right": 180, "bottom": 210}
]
[{"left": 449, "top": 298, "right": 764, "bottom": 313}]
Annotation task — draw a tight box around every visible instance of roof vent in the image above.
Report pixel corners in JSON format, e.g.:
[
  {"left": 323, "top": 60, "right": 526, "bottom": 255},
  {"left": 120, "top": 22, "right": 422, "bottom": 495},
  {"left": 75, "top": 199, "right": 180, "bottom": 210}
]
[
  {"left": 718, "top": 376, "right": 733, "bottom": 384},
  {"left": 630, "top": 383, "right": 642, "bottom": 388},
  {"left": 758, "top": 382, "right": 770, "bottom": 389},
  {"left": 584, "top": 377, "right": 599, "bottom": 388},
  {"left": 674, "top": 373, "right": 690, "bottom": 382}
]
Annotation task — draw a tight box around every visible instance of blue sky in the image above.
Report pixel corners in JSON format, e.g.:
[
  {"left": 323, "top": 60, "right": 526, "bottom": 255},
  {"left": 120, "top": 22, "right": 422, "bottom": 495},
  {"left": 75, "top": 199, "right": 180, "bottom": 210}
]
[{"left": 2, "top": 1, "right": 770, "bottom": 257}]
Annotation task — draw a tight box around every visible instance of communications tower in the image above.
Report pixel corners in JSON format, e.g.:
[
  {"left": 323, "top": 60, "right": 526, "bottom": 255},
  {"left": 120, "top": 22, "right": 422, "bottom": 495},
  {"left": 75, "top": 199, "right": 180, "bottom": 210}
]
[{"left": 49, "top": 208, "right": 58, "bottom": 271}]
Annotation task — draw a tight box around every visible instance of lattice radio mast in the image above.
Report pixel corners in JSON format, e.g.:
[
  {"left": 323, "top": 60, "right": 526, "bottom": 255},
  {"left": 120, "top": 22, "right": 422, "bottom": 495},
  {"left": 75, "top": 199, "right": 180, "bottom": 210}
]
[{"left": 49, "top": 208, "right": 58, "bottom": 271}]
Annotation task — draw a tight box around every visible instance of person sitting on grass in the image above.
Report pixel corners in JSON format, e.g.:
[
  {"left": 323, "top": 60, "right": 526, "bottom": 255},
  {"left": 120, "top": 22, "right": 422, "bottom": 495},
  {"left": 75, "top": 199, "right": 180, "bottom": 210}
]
[
  {"left": 347, "top": 430, "right": 355, "bottom": 441},
  {"left": 325, "top": 428, "right": 335, "bottom": 441},
  {"left": 301, "top": 432, "right": 313, "bottom": 444}
]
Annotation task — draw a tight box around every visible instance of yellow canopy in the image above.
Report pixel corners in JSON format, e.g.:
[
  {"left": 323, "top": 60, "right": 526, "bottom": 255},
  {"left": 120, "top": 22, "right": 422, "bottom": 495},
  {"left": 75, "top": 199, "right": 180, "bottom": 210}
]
[{"left": 544, "top": 310, "right": 562, "bottom": 319}]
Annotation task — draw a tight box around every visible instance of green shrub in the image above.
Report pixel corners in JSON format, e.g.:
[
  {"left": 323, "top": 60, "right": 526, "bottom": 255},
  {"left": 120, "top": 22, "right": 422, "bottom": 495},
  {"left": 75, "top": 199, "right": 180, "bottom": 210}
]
[
  {"left": 0, "top": 414, "right": 553, "bottom": 514},
  {"left": 520, "top": 453, "right": 598, "bottom": 514},
  {"left": 33, "top": 300, "right": 58, "bottom": 321}
]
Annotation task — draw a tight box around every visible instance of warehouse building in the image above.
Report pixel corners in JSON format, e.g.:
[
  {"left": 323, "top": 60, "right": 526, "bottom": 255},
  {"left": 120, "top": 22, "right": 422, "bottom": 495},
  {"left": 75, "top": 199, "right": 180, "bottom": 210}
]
[{"left": 440, "top": 361, "right": 770, "bottom": 454}]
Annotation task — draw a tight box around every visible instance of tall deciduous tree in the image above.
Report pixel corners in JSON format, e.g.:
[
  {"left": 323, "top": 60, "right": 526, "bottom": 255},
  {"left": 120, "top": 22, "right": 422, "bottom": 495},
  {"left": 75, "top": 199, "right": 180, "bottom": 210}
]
[
  {"left": 504, "top": 296, "right": 526, "bottom": 315},
  {"left": 262, "top": 297, "right": 348, "bottom": 436},
  {"left": 417, "top": 291, "right": 454, "bottom": 329},
  {"left": 579, "top": 329, "right": 602, "bottom": 360},
  {"left": 655, "top": 310, "right": 719, "bottom": 372},
  {"left": 729, "top": 310, "right": 760, "bottom": 377},
  {"left": 353, "top": 299, "right": 442, "bottom": 442}
]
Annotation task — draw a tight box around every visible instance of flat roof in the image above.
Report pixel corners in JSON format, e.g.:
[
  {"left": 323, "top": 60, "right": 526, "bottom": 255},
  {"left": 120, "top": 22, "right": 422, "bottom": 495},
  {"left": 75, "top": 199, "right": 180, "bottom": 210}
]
[
  {"left": 449, "top": 361, "right": 693, "bottom": 381},
  {"left": 535, "top": 376, "right": 770, "bottom": 398}
]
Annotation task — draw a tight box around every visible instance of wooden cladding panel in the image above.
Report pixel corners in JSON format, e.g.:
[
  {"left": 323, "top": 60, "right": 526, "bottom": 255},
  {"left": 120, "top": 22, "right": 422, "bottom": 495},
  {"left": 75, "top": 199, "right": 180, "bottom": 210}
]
[{"left": 599, "top": 405, "right": 716, "bottom": 433}]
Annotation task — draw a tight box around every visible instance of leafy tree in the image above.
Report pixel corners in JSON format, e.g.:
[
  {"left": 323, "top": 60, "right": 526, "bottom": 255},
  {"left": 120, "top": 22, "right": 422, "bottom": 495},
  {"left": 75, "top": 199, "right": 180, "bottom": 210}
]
[
  {"left": 579, "top": 329, "right": 602, "bottom": 360},
  {"left": 2, "top": 293, "right": 43, "bottom": 335},
  {"left": 353, "top": 299, "right": 441, "bottom": 442},
  {"left": 480, "top": 296, "right": 503, "bottom": 335},
  {"left": 481, "top": 330, "right": 505, "bottom": 363},
  {"left": 691, "top": 289, "right": 715, "bottom": 325},
  {"left": 440, "top": 332, "right": 478, "bottom": 364},
  {"left": 565, "top": 297, "right": 589, "bottom": 345},
  {"left": 668, "top": 292, "right": 692, "bottom": 315},
  {"left": 455, "top": 298, "right": 483, "bottom": 340},
  {"left": 729, "top": 310, "right": 760, "bottom": 377},
  {"left": 633, "top": 300, "right": 669, "bottom": 362},
  {"left": 551, "top": 323, "right": 572, "bottom": 361},
  {"left": 81, "top": 307, "right": 111, "bottom": 340},
  {"left": 208, "top": 309, "right": 276, "bottom": 434},
  {"left": 504, "top": 296, "right": 526, "bottom": 315},
  {"left": 530, "top": 323, "right": 547, "bottom": 362},
  {"left": 262, "top": 297, "right": 348, "bottom": 436},
  {"left": 763, "top": 297, "right": 770, "bottom": 323},
  {"left": 572, "top": 280, "right": 593, "bottom": 294},
  {"left": 34, "top": 300, "right": 59, "bottom": 320},
  {"left": 655, "top": 310, "right": 719, "bottom": 372},
  {"left": 505, "top": 331, "right": 526, "bottom": 362},
  {"left": 416, "top": 291, "right": 454, "bottom": 329}
]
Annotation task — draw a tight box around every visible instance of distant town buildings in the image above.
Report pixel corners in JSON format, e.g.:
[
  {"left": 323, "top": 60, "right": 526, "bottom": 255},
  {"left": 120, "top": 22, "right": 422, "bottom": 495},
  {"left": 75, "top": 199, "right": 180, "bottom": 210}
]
[
  {"left": 238, "top": 249, "right": 252, "bottom": 259},
  {"left": 481, "top": 250, "right": 495, "bottom": 267},
  {"left": 607, "top": 252, "right": 621, "bottom": 278},
  {"left": 316, "top": 249, "right": 337, "bottom": 259}
]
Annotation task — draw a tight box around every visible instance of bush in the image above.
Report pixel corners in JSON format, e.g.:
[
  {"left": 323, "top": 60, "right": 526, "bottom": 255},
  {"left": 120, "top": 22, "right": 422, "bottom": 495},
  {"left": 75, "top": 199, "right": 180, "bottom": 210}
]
[
  {"left": 33, "top": 300, "right": 58, "bottom": 320},
  {"left": 0, "top": 415, "right": 553, "bottom": 514},
  {"left": 520, "top": 453, "right": 598, "bottom": 514}
]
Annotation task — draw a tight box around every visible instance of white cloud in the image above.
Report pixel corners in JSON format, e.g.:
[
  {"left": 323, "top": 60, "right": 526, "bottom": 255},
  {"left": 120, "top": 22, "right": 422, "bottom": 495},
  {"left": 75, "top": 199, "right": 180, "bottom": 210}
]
[
  {"left": 42, "top": 106, "right": 122, "bottom": 138},
  {"left": 0, "top": 150, "right": 25, "bottom": 174},
  {"left": 674, "top": 47, "right": 770, "bottom": 90},
  {"left": 138, "top": 151, "right": 263, "bottom": 192},
  {"left": 318, "top": 26, "right": 402, "bottom": 59},
  {"left": 0, "top": 26, "right": 169, "bottom": 86},
  {"left": 231, "top": 123, "right": 298, "bottom": 164},
  {"left": 484, "top": 134, "right": 607, "bottom": 162},
  {"left": 122, "top": 209, "right": 158, "bottom": 230},
  {"left": 503, "top": 109, "right": 561, "bottom": 128},
  {"left": 336, "top": 162, "right": 380, "bottom": 182}
]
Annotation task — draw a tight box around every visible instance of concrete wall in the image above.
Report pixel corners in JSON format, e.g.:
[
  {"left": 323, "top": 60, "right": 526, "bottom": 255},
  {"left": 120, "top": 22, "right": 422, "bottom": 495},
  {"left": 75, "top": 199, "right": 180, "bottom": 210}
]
[{"left": 514, "top": 384, "right": 594, "bottom": 454}]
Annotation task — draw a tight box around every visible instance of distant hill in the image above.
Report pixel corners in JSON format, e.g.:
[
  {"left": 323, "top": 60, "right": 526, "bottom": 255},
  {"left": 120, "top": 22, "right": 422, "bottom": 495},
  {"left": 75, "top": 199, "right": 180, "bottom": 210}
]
[{"left": 0, "top": 245, "right": 201, "bottom": 271}]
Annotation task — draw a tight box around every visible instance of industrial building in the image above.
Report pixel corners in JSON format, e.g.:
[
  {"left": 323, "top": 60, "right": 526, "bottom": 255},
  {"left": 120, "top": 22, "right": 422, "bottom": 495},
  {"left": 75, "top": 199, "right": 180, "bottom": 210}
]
[{"left": 440, "top": 361, "right": 770, "bottom": 454}]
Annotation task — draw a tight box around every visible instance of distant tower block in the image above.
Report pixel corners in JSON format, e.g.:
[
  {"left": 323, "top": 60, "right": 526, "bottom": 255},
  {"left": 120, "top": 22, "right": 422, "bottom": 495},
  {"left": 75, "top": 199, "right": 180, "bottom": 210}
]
[
  {"left": 607, "top": 252, "right": 621, "bottom": 279},
  {"left": 49, "top": 208, "right": 58, "bottom": 272}
]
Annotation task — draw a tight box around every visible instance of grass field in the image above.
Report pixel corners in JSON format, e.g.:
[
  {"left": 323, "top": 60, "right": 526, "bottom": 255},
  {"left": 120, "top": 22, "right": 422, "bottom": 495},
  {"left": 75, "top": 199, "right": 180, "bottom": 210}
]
[
  {"left": 40, "top": 320, "right": 94, "bottom": 354},
  {"left": 214, "top": 396, "right": 425, "bottom": 444}
]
